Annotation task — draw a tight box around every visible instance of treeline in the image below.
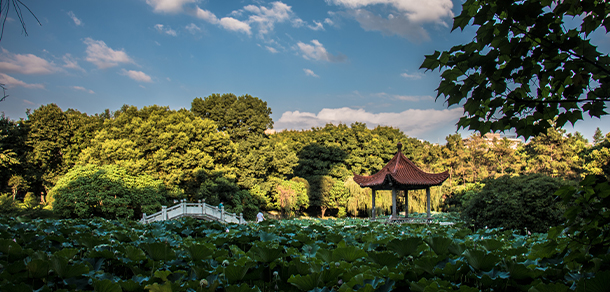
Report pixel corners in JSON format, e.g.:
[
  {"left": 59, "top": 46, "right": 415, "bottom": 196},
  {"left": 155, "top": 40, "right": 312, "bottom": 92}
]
[{"left": 0, "top": 93, "right": 609, "bottom": 220}]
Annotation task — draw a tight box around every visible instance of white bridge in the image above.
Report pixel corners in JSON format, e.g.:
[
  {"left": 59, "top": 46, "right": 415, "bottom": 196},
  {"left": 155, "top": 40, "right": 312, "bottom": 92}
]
[{"left": 141, "top": 200, "right": 246, "bottom": 224}]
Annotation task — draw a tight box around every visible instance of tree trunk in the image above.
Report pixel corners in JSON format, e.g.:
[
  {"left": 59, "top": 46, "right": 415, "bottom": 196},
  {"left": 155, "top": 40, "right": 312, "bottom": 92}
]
[{"left": 321, "top": 207, "right": 327, "bottom": 218}]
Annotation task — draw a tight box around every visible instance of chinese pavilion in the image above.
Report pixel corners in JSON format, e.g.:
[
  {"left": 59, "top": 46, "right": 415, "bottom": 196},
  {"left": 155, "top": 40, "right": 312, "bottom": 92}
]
[{"left": 353, "top": 143, "right": 449, "bottom": 221}]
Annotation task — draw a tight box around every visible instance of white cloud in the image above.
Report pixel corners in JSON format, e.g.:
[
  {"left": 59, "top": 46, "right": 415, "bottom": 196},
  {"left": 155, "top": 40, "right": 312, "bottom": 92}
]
[
  {"left": 245, "top": 1, "right": 300, "bottom": 37},
  {"left": 194, "top": 7, "right": 252, "bottom": 35},
  {"left": 120, "top": 69, "right": 152, "bottom": 83},
  {"left": 62, "top": 53, "right": 85, "bottom": 72},
  {"left": 67, "top": 11, "right": 82, "bottom": 26},
  {"left": 324, "top": 18, "right": 335, "bottom": 26},
  {"left": 276, "top": 107, "right": 463, "bottom": 137},
  {"left": 218, "top": 17, "right": 252, "bottom": 35},
  {"left": 195, "top": 7, "right": 219, "bottom": 23},
  {"left": 308, "top": 21, "right": 325, "bottom": 31},
  {"left": 296, "top": 40, "right": 346, "bottom": 62},
  {"left": 84, "top": 38, "right": 134, "bottom": 69},
  {"left": 72, "top": 86, "right": 95, "bottom": 94},
  {"left": 265, "top": 46, "right": 278, "bottom": 53},
  {"left": 303, "top": 68, "right": 319, "bottom": 78},
  {"left": 326, "top": 0, "right": 453, "bottom": 23},
  {"left": 327, "top": 0, "right": 453, "bottom": 41},
  {"left": 0, "top": 48, "right": 58, "bottom": 74},
  {"left": 374, "top": 92, "right": 433, "bottom": 101},
  {"left": 146, "top": 0, "right": 196, "bottom": 13},
  {"left": 345, "top": 9, "right": 430, "bottom": 41},
  {"left": 0, "top": 73, "right": 45, "bottom": 89},
  {"left": 154, "top": 24, "right": 177, "bottom": 36},
  {"left": 401, "top": 71, "right": 423, "bottom": 79},
  {"left": 185, "top": 23, "right": 201, "bottom": 34}
]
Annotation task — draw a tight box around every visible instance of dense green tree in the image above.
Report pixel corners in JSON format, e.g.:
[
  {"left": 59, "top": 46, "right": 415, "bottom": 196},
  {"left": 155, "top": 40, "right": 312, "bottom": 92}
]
[
  {"left": 79, "top": 105, "right": 237, "bottom": 196},
  {"left": 421, "top": 0, "right": 610, "bottom": 139},
  {"left": 523, "top": 127, "right": 587, "bottom": 179},
  {"left": 442, "top": 134, "right": 468, "bottom": 188},
  {"left": 488, "top": 136, "right": 523, "bottom": 176},
  {"left": 268, "top": 177, "right": 309, "bottom": 217},
  {"left": 49, "top": 164, "right": 167, "bottom": 220},
  {"left": 307, "top": 175, "right": 335, "bottom": 217},
  {"left": 462, "top": 174, "right": 569, "bottom": 233},
  {"left": 593, "top": 127, "right": 605, "bottom": 145},
  {"left": 582, "top": 132, "right": 610, "bottom": 179},
  {"left": 191, "top": 93, "right": 273, "bottom": 141},
  {"left": 235, "top": 134, "right": 298, "bottom": 189},
  {"left": 25, "top": 104, "right": 72, "bottom": 194},
  {"left": 194, "top": 171, "right": 259, "bottom": 220}
]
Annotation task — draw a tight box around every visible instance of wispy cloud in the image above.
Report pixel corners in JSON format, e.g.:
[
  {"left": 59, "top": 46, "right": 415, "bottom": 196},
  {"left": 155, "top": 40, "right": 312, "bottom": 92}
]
[
  {"left": 185, "top": 23, "right": 201, "bottom": 34},
  {"left": 72, "top": 86, "right": 94, "bottom": 94},
  {"left": 374, "top": 92, "right": 433, "bottom": 102},
  {"left": 62, "top": 54, "right": 85, "bottom": 72},
  {"left": 401, "top": 71, "right": 423, "bottom": 79},
  {"left": 265, "top": 46, "right": 278, "bottom": 53},
  {"left": 0, "top": 73, "right": 45, "bottom": 89},
  {"left": 308, "top": 21, "right": 325, "bottom": 31},
  {"left": 120, "top": 69, "right": 152, "bottom": 83},
  {"left": 276, "top": 106, "right": 463, "bottom": 137},
  {"left": 84, "top": 38, "right": 134, "bottom": 69},
  {"left": 295, "top": 40, "right": 346, "bottom": 62},
  {"left": 0, "top": 48, "right": 59, "bottom": 74},
  {"left": 67, "top": 11, "right": 82, "bottom": 26},
  {"left": 154, "top": 24, "right": 177, "bottom": 36},
  {"left": 303, "top": 68, "right": 319, "bottom": 78}
]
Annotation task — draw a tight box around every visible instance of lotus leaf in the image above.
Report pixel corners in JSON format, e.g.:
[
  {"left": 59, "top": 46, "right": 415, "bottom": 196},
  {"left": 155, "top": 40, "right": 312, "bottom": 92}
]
[
  {"left": 25, "top": 259, "right": 49, "bottom": 278},
  {"left": 367, "top": 251, "right": 401, "bottom": 267},
  {"left": 93, "top": 279, "right": 123, "bottom": 292},
  {"left": 288, "top": 273, "right": 324, "bottom": 291},
  {"left": 463, "top": 249, "right": 500, "bottom": 272},
  {"left": 333, "top": 246, "right": 367, "bottom": 262},
  {"left": 248, "top": 243, "right": 283, "bottom": 263},
  {"left": 425, "top": 236, "right": 453, "bottom": 255},
  {"left": 386, "top": 237, "right": 423, "bottom": 257},
  {"left": 141, "top": 242, "right": 176, "bottom": 261}
]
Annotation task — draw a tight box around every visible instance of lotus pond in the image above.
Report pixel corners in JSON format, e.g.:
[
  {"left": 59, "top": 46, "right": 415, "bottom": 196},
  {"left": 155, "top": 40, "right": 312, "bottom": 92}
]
[{"left": 0, "top": 216, "right": 607, "bottom": 291}]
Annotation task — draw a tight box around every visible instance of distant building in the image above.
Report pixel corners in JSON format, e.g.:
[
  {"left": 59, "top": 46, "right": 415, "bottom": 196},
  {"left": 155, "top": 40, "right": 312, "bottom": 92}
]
[
  {"left": 264, "top": 129, "right": 276, "bottom": 135},
  {"left": 463, "top": 133, "right": 523, "bottom": 149},
  {"left": 482, "top": 133, "right": 523, "bottom": 149}
]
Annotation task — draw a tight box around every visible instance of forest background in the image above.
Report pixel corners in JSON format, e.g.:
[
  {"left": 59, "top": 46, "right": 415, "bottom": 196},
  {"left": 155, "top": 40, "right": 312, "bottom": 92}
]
[{"left": 1, "top": 92, "right": 609, "bottom": 221}]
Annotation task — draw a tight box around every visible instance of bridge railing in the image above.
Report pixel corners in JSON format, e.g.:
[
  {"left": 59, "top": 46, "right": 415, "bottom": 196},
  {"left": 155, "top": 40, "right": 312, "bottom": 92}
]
[{"left": 141, "top": 200, "right": 245, "bottom": 224}]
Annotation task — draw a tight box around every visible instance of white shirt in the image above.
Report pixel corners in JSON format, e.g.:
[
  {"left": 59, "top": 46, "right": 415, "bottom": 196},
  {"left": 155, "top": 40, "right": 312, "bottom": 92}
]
[{"left": 256, "top": 212, "right": 264, "bottom": 222}]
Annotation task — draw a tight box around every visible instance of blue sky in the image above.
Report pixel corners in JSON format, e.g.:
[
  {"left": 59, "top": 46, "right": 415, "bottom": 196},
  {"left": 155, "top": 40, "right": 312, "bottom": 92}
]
[{"left": 1, "top": 0, "right": 608, "bottom": 143}]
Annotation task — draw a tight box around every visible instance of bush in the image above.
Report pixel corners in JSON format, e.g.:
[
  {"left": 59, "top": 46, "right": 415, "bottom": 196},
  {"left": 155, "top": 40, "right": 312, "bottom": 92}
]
[
  {"left": 49, "top": 164, "right": 167, "bottom": 220},
  {"left": 462, "top": 174, "right": 569, "bottom": 233}
]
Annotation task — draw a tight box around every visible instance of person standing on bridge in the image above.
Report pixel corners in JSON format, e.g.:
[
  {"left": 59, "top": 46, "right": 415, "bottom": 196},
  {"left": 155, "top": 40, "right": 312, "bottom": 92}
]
[{"left": 218, "top": 201, "right": 224, "bottom": 209}]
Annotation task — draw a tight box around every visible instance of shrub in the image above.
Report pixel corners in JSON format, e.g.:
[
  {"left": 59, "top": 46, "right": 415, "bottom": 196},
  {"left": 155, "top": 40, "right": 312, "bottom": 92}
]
[
  {"left": 462, "top": 174, "right": 569, "bottom": 233},
  {"left": 49, "top": 164, "right": 167, "bottom": 220}
]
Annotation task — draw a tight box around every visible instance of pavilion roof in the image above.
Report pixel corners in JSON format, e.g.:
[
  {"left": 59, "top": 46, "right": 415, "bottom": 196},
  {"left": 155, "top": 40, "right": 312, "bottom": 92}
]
[{"left": 353, "top": 143, "right": 449, "bottom": 190}]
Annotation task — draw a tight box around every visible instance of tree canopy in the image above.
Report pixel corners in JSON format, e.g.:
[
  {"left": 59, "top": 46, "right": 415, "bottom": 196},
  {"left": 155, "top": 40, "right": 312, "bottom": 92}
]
[
  {"left": 191, "top": 93, "right": 273, "bottom": 141},
  {"left": 421, "top": 0, "right": 610, "bottom": 139}
]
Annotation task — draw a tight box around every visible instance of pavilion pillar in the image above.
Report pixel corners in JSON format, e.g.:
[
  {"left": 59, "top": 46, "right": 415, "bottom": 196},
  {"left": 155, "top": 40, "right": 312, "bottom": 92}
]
[
  {"left": 371, "top": 189, "right": 376, "bottom": 220},
  {"left": 426, "top": 187, "right": 431, "bottom": 218},
  {"left": 404, "top": 190, "right": 409, "bottom": 218},
  {"left": 391, "top": 187, "right": 397, "bottom": 219}
]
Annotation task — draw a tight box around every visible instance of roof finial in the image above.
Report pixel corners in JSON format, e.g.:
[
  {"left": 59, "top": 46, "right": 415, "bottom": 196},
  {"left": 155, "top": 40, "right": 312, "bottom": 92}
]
[{"left": 397, "top": 142, "right": 402, "bottom": 153}]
